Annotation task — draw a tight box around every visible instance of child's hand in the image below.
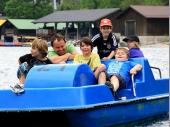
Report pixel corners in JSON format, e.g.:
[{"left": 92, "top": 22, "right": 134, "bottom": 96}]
[
  {"left": 130, "top": 68, "right": 137, "bottom": 75},
  {"left": 130, "top": 64, "right": 142, "bottom": 75},
  {"left": 102, "top": 57, "right": 109, "bottom": 61}
]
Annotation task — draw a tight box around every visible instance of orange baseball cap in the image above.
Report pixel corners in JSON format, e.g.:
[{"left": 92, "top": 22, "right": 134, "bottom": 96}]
[{"left": 100, "top": 18, "right": 112, "bottom": 27}]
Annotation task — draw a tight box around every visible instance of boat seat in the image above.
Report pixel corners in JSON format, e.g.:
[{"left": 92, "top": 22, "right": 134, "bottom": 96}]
[
  {"left": 102, "top": 58, "right": 154, "bottom": 88},
  {"left": 25, "top": 64, "right": 97, "bottom": 88},
  {"left": 102, "top": 58, "right": 155, "bottom": 98},
  {"left": 128, "top": 58, "right": 154, "bottom": 83}
]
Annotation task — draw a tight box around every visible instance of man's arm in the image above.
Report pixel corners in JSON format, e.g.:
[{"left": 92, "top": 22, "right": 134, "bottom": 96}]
[
  {"left": 66, "top": 43, "right": 78, "bottom": 60},
  {"left": 50, "top": 53, "right": 71, "bottom": 64},
  {"left": 68, "top": 51, "right": 77, "bottom": 60}
]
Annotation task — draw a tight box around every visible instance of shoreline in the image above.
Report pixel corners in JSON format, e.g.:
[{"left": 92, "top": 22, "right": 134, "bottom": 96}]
[
  {"left": 141, "top": 42, "right": 169, "bottom": 48},
  {"left": 117, "top": 41, "right": 169, "bottom": 48}
]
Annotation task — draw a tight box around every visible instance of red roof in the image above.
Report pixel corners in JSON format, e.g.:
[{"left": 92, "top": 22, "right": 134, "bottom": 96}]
[{"left": 130, "top": 5, "right": 169, "bottom": 18}]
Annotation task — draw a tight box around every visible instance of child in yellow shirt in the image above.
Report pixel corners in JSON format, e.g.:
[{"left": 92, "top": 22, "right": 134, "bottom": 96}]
[{"left": 74, "top": 37, "right": 105, "bottom": 83}]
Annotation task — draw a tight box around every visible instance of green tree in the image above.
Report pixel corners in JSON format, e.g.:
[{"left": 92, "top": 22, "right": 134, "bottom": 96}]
[
  {"left": 33, "top": 0, "right": 53, "bottom": 19},
  {"left": 2, "top": 0, "right": 169, "bottom": 18},
  {"left": 4, "top": 0, "right": 53, "bottom": 19},
  {"left": 143, "top": 0, "right": 169, "bottom": 5},
  {"left": 97, "top": 0, "right": 122, "bottom": 8},
  {"left": 119, "top": 0, "right": 168, "bottom": 8},
  {"left": 0, "top": 0, "right": 10, "bottom": 13},
  {"left": 80, "top": 0, "right": 98, "bottom": 9},
  {"left": 119, "top": 0, "right": 144, "bottom": 8},
  {"left": 59, "top": 0, "right": 80, "bottom": 10},
  {"left": 5, "top": 0, "right": 27, "bottom": 18}
]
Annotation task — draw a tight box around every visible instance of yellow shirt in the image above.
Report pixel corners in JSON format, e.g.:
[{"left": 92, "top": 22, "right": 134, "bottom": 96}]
[{"left": 74, "top": 53, "right": 101, "bottom": 70}]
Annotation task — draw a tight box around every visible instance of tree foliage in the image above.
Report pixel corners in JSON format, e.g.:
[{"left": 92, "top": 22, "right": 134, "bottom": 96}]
[
  {"left": 4, "top": 0, "right": 53, "bottom": 19},
  {"left": 97, "top": 0, "right": 122, "bottom": 8},
  {"left": 143, "top": 0, "right": 169, "bottom": 5},
  {"left": 0, "top": 0, "right": 10, "bottom": 12},
  {"left": 59, "top": 0, "right": 80, "bottom": 10},
  {"left": 80, "top": 0, "right": 97, "bottom": 9},
  {"left": 119, "top": 0, "right": 143, "bottom": 8},
  {"left": 119, "top": 0, "right": 168, "bottom": 8},
  {"left": 59, "top": 0, "right": 168, "bottom": 10},
  {"left": 1, "top": 0, "right": 168, "bottom": 18}
]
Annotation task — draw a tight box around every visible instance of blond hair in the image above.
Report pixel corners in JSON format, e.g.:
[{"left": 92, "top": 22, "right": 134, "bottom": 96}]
[
  {"left": 115, "top": 48, "right": 129, "bottom": 58},
  {"left": 32, "top": 38, "right": 48, "bottom": 57}
]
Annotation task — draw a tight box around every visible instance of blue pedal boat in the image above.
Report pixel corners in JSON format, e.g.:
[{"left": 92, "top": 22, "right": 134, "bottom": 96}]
[{"left": 0, "top": 58, "right": 169, "bottom": 127}]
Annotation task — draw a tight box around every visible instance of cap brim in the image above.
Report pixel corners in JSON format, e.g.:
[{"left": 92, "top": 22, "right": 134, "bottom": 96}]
[
  {"left": 123, "top": 38, "right": 140, "bottom": 43},
  {"left": 100, "top": 24, "right": 112, "bottom": 27},
  {"left": 123, "top": 38, "right": 129, "bottom": 42}
]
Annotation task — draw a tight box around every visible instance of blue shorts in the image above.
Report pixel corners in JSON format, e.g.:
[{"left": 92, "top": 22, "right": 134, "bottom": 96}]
[{"left": 17, "top": 62, "right": 29, "bottom": 78}]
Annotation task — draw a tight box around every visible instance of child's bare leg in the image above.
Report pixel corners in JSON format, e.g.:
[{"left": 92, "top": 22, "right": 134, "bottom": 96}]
[
  {"left": 94, "top": 64, "right": 106, "bottom": 84},
  {"left": 18, "top": 74, "right": 25, "bottom": 87},
  {"left": 94, "top": 64, "right": 105, "bottom": 78},
  {"left": 98, "top": 72, "right": 106, "bottom": 84},
  {"left": 94, "top": 68, "right": 100, "bottom": 79},
  {"left": 110, "top": 76, "right": 119, "bottom": 92}
]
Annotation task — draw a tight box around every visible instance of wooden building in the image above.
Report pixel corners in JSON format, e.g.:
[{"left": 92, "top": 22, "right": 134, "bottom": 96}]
[
  {"left": 0, "top": 18, "right": 71, "bottom": 43},
  {"left": 113, "top": 5, "right": 169, "bottom": 36},
  {"left": 33, "top": 8, "right": 121, "bottom": 40},
  {"left": 0, "top": 19, "right": 43, "bottom": 44}
]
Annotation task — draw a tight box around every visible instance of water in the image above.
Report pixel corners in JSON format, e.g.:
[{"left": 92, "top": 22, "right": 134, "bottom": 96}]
[
  {"left": 0, "top": 46, "right": 169, "bottom": 126},
  {"left": 0, "top": 46, "right": 169, "bottom": 85}
]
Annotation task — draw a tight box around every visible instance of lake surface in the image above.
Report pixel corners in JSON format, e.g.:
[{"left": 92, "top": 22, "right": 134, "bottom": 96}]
[
  {"left": 0, "top": 46, "right": 169, "bottom": 85},
  {"left": 0, "top": 46, "right": 169, "bottom": 127}
]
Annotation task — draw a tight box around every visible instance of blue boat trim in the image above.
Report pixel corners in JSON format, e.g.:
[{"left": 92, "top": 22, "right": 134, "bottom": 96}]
[
  {"left": 0, "top": 92, "right": 167, "bottom": 112},
  {"left": 58, "top": 94, "right": 169, "bottom": 110},
  {"left": 146, "top": 94, "right": 169, "bottom": 100}
]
